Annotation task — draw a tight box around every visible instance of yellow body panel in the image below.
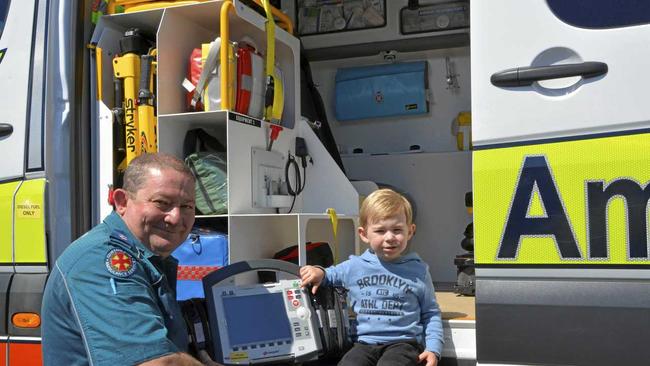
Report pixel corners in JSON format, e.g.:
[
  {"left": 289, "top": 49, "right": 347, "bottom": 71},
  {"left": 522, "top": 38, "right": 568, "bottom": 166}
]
[
  {"left": 474, "top": 133, "right": 650, "bottom": 265},
  {"left": 0, "top": 181, "right": 20, "bottom": 263},
  {"left": 14, "top": 179, "right": 47, "bottom": 264}
]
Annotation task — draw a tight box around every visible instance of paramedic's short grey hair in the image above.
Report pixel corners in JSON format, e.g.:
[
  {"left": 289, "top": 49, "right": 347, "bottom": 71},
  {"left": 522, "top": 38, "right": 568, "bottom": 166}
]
[{"left": 122, "top": 153, "right": 194, "bottom": 194}]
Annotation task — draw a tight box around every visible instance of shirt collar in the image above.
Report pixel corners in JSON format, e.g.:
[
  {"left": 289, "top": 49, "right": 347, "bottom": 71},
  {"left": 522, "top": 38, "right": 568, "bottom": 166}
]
[
  {"left": 104, "top": 211, "right": 157, "bottom": 260},
  {"left": 104, "top": 211, "right": 180, "bottom": 272}
]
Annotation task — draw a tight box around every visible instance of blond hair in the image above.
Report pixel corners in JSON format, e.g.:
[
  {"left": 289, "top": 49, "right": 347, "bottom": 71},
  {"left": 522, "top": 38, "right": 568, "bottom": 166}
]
[{"left": 360, "top": 189, "right": 413, "bottom": 228}]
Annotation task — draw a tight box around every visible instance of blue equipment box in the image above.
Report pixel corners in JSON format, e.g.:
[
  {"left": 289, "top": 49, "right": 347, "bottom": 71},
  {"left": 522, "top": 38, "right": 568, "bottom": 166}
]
[
  {"left": 173, "top": 227, "right": 228, "bottom": 300},
  {"left": 335, "top": 61, "right": 429, "bottom": 121}
]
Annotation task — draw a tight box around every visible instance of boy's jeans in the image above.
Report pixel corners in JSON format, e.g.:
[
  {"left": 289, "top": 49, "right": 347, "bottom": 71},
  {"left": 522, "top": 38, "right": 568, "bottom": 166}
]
[{"left": 337, "top": 340, "right": 424, "bottom": 366}]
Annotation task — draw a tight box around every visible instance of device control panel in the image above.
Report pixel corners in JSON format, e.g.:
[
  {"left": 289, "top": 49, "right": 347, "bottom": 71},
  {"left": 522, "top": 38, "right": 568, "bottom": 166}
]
[{"left": 207, "top": 279, "right": 322, "bottom": 365}]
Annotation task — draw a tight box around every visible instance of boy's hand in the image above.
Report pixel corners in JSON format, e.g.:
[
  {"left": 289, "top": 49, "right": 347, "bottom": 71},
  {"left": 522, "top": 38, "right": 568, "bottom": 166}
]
[
  {"left": 299, "top": 265, "right": 325, "bottom": 294},
  {"left": 418, "top": 350, "right": 439, "bottom": 366}
]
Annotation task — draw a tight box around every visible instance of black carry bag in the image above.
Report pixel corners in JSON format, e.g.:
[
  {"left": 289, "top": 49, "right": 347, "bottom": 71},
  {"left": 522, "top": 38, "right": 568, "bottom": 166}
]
[
  {"left": 258, "top": 242, "right": 334, "bottom": 283},
  {"left": 311, "top": 286, "right": 353, "bottom": 359},
  {"left": 454, "top": 222, "right": 475, "bottom": 296},
  {"left": 183, "top": 129, "right": 228, "bottom": 215},
  {"left": 179, "top": 298, "right": 214, "bottom": 358}
]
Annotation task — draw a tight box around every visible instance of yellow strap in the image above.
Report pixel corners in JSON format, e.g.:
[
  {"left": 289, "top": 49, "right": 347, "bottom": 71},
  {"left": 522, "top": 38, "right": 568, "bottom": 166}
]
[
  {"left": 326, "top": 208, "right": 339, "bottom": 263},
  {"left": 251, "top": 0, "right": 294, "bottom": 35},
  {"left": 220, "top": 1, "right": 235, "bottom": 110},
  {"left": 261, "top": 0, "right": 276, "bottom": 121},
  {"left": 261, "top": 0, "right": 275, "bottom": 76},
  {"left": 95, "top": 46, "right": 103, "bottom": 101}
]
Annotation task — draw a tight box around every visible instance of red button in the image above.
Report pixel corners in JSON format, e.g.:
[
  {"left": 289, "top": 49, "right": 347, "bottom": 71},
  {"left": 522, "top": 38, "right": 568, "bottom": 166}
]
[{"left": 292, "top": 300, "right": 300, "bottom": 307}]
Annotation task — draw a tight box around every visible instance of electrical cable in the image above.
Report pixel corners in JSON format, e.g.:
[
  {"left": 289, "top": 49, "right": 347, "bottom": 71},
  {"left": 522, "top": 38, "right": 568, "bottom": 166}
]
[{"left": 285, "top": 152, "right": 307, "bottom": 213}]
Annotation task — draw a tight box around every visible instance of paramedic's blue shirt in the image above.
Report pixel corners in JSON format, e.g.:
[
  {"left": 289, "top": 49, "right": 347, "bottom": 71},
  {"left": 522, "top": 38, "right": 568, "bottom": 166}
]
[{"left": 41, "top": 212, "right": 187, "bottom": 366}]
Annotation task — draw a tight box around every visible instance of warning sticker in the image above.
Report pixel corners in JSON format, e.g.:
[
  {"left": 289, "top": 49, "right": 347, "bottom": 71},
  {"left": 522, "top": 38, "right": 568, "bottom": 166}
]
[
  {"left": 16, "top": 202, "right": 41, "bottom": 219},
  {"left": 229, "top": 352, "right": 249, "bottom": 361}
]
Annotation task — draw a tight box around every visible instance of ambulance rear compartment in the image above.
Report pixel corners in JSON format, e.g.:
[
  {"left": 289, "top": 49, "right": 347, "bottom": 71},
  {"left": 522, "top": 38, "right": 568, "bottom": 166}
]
[{"left": 288, "top": 0, "right": 475, "bottom": 360}]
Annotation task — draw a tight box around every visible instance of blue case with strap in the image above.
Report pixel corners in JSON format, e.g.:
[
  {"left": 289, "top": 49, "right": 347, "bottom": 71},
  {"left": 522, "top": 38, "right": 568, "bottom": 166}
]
[
  {"left": 172, "top": 227, "right": 228, "bottom": 300},
  {"left": 335, "top": 61, "right": 429, "bottom": 121}
]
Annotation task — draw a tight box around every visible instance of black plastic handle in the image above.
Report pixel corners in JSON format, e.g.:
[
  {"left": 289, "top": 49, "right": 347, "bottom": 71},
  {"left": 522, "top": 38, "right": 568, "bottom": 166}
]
[
  {"left": 0, "top": 123, "right": 13, "bottom": 138},
  {"left": 138, "top": 54, "right": 154, "bottom": 104},
  {"left": 491, "top": 61, "right": 608, "bottom": 87},
  {"left": 202, "top": 259, "right": 300, "bottom": 287}
]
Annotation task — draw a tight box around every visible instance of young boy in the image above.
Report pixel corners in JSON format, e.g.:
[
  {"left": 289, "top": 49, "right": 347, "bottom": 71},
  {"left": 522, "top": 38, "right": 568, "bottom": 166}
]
[{"left": 300, "top": 189, "right": 443, "bottom": 366}]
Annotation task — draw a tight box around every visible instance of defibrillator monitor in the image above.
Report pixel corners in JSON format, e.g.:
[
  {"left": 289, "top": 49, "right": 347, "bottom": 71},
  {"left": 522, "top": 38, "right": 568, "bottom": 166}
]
[{"left": 203, "top": 260, "right": 322, "bottom": 365}]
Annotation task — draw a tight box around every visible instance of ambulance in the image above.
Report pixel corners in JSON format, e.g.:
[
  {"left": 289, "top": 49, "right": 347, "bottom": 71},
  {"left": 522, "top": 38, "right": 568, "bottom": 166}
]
[{"left": 0, "top": 0, "right": 648, "bottom": 365}]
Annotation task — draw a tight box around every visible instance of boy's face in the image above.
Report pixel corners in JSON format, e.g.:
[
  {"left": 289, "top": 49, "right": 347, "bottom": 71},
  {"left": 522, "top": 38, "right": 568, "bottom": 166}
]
[{"left": 359, "top": 212, "right": 415, "bottom": 261}]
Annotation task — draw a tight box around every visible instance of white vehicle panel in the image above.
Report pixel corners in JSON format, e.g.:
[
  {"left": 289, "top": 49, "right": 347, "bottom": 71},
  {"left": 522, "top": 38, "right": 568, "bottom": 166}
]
[
  {"left": 471, "top": 0, "right": 650, "bottom": 146},
  {"left": 0, "top": 0, "right": 36, "bottom": 180}
]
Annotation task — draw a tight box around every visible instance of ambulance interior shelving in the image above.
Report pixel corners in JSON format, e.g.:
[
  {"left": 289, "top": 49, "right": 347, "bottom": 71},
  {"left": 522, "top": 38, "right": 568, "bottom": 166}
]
[
  {"left": 90, "top": 0, "right": 474, "bottom": 363},
  {"left": 283, "top": 0, "right": 475, "bottom": 361}
]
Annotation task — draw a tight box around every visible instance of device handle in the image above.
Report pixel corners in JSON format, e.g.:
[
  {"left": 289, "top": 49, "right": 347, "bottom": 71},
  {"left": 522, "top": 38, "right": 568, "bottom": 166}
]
[
  {"left": 491, "top": 61, "right": 608, "bottom": 87},
  {"left": 203, "top": 259, "right": 299, "bottom": 287},
  {"left": 138, "top": 54, "right": 154, "bottom": 104},
  {"left": 0, "top": 123, "right": 13, "bottom": 138}
]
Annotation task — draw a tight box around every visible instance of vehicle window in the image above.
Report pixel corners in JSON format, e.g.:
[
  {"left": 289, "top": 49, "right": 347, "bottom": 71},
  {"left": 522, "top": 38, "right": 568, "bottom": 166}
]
[
  {"left": 0, "top": 0, "right": 9, "bottom": 39},
  {"left": 547, "top": 0, "right": 650, "bottom": 29}
]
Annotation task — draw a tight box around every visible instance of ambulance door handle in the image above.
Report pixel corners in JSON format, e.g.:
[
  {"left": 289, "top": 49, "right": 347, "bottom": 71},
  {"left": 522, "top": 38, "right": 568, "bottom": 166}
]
[
  {"left": 491, "top": 61, "right": 608, "bottom": 87},
  {"left": 0, "top": 123, "right": 12, "bottom": 137}
]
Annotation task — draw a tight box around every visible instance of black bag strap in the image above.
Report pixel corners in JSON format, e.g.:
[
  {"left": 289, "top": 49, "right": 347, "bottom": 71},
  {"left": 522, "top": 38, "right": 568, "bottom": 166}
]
[{"left": 183, "top": 128, "right": 226, "bottom": 158}]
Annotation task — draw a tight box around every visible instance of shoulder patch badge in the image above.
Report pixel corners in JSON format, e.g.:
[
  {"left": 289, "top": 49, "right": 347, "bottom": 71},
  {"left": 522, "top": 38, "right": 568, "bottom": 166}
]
[{"left": 105, "top": 249, "right": 136, "bottom": 277}]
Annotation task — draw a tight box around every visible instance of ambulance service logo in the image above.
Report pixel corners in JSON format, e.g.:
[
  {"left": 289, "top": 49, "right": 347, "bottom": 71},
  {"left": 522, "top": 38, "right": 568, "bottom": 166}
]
[{"left": 105, "top": 249, "right": 136, "bottom": 277}]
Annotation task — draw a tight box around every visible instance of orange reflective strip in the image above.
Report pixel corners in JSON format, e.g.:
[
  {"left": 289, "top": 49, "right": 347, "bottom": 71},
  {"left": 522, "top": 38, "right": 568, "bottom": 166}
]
[
  {"left": 8, "top": 342, "right": 41, "bottom": 366},
  {"left": 0, "top": 341, "right": 6, "bottom": 366}
]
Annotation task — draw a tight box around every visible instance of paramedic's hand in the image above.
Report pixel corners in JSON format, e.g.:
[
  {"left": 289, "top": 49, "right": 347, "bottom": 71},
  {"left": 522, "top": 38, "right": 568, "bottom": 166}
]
[
  {"left": 418, "top": 350, "right": 439, "bottom": 366},
  {"left": 300, "top": 265, "right": 325, "bottom": 294},
  {"left": 197, "top": 350, "right": 224, "bottom": 366}
]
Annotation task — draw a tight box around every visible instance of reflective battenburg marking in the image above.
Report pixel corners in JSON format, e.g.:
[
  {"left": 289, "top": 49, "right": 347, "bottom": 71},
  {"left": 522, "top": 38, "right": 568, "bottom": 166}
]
[{"left": 474, "top": 132, "right": 650, "bottom": 265}]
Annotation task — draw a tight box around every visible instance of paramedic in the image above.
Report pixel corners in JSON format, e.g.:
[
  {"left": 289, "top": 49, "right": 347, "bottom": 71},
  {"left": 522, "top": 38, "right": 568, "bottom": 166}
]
[{"left": 41, "top": 153, "right": 216, "bottom": 365}]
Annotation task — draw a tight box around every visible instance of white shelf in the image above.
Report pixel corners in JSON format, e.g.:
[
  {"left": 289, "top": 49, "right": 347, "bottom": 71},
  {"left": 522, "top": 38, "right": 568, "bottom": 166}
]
[{"left": 92, "top": 1, "right": 359, "bottom": 284}]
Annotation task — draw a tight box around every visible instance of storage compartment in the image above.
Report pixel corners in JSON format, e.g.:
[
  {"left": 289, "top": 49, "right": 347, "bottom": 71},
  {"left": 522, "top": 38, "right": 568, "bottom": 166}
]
[
  {"left": 282, "top": 0, "right": 469, "bottom": 60},
  {"left": 301, "top": 35, "right": 474, "bottom": 360},
  {"left": 296, "top": 0, "right": 386, "bottom": 36},
  {"left": 335, "top": 61, "right": 429, "bottom": 121},
  {"left": 90, "top": 0, "right": 360, "bottom": 303}
]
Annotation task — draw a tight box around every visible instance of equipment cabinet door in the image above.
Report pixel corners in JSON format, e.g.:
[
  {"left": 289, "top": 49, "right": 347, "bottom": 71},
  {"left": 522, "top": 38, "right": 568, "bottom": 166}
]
[
  {"left": 471, "top": 1, "right": 650, "bottom": 365},
  {"left": 0, "top": 0, "right": 38, "bottom": 181}
]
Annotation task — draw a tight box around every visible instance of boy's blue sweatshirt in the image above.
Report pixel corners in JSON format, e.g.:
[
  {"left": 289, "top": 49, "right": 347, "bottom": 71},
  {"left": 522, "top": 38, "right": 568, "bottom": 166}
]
[{"left": 323, "top": 249, "right": 443, "bottom": 355}]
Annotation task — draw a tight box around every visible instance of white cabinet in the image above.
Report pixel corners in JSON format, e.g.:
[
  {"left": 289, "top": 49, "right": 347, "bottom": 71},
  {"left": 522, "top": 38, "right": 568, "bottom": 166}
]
[{"left": 90, "top": 0, "right": 358, "bottom": 267}]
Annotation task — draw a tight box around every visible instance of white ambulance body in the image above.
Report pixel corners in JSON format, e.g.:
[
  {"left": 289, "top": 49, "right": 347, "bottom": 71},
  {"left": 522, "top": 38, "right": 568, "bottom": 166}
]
[{"left": 471, "top": 1, "right": 650, "bottom": 365}]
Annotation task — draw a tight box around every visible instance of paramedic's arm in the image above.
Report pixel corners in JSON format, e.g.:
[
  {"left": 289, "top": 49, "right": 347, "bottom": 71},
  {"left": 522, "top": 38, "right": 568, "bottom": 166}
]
[
  {"left": 419, "top": 266, "right": 443, "bottom": 365},
  {"left": 139, "top": 351, "right": 223, "bottom": 366}
]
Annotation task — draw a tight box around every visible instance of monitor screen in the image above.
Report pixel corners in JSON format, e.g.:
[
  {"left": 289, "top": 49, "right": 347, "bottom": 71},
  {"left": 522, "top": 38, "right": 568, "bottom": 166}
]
[{"left": 222, "top": 292, "right": 293, "bottom": 346}]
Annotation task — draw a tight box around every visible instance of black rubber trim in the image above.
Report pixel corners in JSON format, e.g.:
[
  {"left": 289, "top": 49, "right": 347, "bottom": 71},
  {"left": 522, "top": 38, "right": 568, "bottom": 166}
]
[{"left": 203, "top": 259, "right": 299, "bottom": 288}]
